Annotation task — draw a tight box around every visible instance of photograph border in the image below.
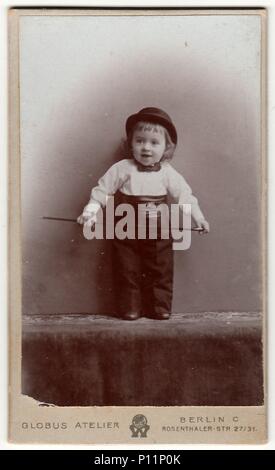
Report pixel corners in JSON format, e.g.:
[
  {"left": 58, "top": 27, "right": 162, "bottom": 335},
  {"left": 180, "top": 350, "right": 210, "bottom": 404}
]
[{"left": 8, "top": 7, "right": 267, "bottom": 445}]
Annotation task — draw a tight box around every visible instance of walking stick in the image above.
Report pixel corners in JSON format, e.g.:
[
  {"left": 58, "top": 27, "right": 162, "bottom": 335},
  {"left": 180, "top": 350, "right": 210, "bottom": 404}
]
[{"left": 41, "top": 216, "right": 204, "bottom": 232}]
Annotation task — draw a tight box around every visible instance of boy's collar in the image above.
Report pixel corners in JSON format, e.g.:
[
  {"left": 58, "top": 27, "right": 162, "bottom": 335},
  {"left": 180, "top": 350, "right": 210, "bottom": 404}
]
[{"left": 135, "top": 161, "right": 161, "bottom": 172}]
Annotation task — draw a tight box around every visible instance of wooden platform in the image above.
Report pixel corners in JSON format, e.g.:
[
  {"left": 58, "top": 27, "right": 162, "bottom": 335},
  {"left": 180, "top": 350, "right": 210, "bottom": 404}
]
[{"left": 22, "top": 312, "right": 264, "bottom": 407}]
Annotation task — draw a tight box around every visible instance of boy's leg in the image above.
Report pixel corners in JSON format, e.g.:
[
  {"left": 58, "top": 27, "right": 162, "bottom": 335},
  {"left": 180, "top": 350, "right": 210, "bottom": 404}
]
[
  {"left": 140, "top": 237, "right": 174, "bottom": 319},
  {"left": 112, "top": 237, "right": 142, "bottom": 320}
]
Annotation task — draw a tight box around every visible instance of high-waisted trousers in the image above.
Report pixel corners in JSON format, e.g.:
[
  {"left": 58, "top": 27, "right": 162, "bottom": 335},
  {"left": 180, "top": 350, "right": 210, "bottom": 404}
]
[{"left": 112, "top": 193, "right": 174, "bottom": 316}]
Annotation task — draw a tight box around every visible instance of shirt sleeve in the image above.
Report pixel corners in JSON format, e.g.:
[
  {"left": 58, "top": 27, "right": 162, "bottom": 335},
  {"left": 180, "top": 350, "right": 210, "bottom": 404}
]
[
  {"left": 84, "top": 160, "right": 127, "bottom": 213},
  {"left": 165, "top": 164, "right": 205, "bottom": 221}
]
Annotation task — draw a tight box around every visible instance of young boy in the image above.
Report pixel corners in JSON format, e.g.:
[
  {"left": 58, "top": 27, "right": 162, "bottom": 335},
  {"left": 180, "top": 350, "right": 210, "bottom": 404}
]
[{"left": 78, "top": 107, "right": 209, "bottom": 320}]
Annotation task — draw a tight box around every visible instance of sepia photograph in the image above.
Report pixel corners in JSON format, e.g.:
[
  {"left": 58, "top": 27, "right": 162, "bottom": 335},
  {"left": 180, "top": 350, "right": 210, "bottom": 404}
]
[{"left": 8, "top": 8, "right": 266, "bottom": 444}]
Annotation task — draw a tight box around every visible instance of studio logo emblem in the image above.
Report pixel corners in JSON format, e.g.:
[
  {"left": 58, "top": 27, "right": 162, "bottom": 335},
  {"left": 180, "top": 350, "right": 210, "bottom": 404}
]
[{"left": 130, "top": 414, "right": 150, "bottom": 438}]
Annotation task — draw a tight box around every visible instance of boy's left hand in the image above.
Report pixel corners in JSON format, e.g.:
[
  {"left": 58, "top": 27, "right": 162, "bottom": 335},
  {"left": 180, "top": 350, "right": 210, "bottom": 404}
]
[{"left": 197, "top": 219, "right": 210, "bottom": 235}]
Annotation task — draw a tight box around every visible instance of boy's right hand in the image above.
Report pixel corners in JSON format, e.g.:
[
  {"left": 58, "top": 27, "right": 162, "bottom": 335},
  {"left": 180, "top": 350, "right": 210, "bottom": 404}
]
[{"left": 77, "top": 211, "right": 97, "bottom": 226}]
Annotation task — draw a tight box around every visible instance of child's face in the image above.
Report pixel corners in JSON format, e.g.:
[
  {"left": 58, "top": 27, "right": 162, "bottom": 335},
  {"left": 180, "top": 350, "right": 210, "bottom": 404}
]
[{"left": 131, "top": 122, "right": 166, "bottom": 166}]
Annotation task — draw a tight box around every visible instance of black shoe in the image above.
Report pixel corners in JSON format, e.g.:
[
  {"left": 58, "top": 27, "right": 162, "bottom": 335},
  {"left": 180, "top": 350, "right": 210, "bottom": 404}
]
[
  {"left": 153, "top": 312, "right": 171, "bottom": 320},
  {"left": 122, "top": 312, "right": 140, "bottom": 321}
]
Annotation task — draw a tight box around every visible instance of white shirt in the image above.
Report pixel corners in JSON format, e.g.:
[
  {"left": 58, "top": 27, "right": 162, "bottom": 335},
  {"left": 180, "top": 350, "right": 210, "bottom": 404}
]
[{"left": 84, "top": 159, "right": 205, "bottom": 221}]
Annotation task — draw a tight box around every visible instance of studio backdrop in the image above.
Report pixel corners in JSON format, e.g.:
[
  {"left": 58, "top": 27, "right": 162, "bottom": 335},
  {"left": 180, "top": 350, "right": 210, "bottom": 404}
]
[{"left": 20, "top": 14, "right": 262, "bottom": 315}]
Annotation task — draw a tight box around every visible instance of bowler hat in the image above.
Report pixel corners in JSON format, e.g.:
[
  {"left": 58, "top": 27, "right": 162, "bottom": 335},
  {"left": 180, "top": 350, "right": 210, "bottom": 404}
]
[{"left": 126, "top": 107, "right": 177, "bottom": 145}]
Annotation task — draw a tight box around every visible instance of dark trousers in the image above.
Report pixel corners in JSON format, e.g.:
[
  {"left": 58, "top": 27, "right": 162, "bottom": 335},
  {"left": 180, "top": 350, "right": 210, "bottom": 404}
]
[{"left": 112, "top": 235, "right": 174, "bottom": 316}]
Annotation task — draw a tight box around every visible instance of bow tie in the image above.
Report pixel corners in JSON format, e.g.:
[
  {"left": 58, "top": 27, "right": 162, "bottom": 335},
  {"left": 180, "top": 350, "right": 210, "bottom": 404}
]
[{"left": 136, "top": 162, "right": 161, "bottom": 172}]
